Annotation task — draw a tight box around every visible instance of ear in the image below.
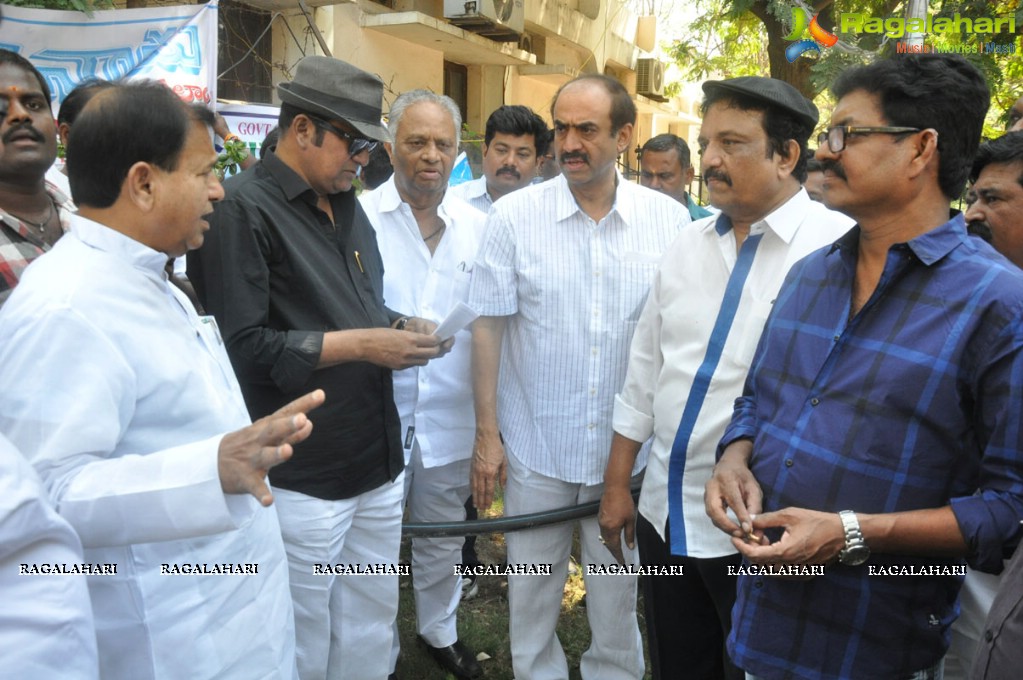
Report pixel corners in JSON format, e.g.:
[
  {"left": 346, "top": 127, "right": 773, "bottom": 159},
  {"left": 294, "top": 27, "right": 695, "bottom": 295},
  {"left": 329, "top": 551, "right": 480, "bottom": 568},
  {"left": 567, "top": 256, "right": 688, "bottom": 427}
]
[
  {"left": 904, "top": 129, "right": 939, "bottom": 181},
  {"left": 124, "top": 161, "right": 158, "bottom": 212},
  {"left": 684, "top": 165, "right": 695, "bottom": 184},
  {"left": 58, "top": 122, "right": 72, "bottom": 148},
  {"left": 293, "top": 115, "right": 317, "bottom": 149},
  {"left": 384, "top": 141, "right": 394, "bottom": 165},
  {"left": 776, "top": 139, "right": 800, "bottom": 178},
  {"left": 615, "top": 123, "right": 634, "bottom": 155}
]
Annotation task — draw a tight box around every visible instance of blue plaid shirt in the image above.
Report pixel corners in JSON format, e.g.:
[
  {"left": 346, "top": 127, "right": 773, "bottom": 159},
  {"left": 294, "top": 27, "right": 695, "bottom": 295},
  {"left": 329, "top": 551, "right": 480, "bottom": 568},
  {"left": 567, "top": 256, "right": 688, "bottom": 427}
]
[{"left": 720, "top": 214, "right": 1023, "bottom": 680}]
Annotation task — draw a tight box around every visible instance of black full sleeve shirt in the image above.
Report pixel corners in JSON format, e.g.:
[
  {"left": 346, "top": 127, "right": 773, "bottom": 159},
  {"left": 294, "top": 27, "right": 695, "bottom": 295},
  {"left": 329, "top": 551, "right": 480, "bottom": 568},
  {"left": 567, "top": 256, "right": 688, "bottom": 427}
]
[{"left": 188, "top": 152, "right": 403, "bottom": 500}]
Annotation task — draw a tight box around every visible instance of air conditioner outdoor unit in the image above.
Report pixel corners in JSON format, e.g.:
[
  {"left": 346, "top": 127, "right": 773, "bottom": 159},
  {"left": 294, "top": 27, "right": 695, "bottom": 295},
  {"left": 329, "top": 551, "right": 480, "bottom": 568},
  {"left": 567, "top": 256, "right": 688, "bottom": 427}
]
[
  {"left": 444, "top": 0, "right": 524, "bottom": 42},
  {"left": 636, "top": 58, "right": 667, "bottom": 100}
]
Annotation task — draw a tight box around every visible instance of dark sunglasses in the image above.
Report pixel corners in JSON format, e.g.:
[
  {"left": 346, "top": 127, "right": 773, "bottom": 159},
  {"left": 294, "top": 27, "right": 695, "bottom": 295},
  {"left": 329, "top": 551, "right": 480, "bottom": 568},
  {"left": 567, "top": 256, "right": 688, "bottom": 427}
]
[{"left": 308, "top": 117, "right": 379, "bottom": 156}]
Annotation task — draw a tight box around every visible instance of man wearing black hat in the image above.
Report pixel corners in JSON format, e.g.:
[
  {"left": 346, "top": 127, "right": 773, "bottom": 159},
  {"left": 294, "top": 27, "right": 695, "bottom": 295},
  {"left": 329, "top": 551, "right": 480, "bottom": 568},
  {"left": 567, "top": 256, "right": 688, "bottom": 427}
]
[
  {"left": 706, "top": 55, "right": 1023, "bottom": 680},
  {"left": 189, "top": 56, "right": 449, "bottom": 680},
  {"left": 598, "top": 76, "right": 851, "bottom": 679}
]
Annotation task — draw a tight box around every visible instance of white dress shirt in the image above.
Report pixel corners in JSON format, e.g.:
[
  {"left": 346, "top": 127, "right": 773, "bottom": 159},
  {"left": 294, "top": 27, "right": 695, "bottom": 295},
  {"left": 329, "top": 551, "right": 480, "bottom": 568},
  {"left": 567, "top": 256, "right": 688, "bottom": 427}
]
[
  {"left": 361, "top": 178, "right": 486, "bottom": 468},
  {"left": 1, "top": 432, "right": 98, "bottom": 679},
  {"left": 0, "top": 215, "right": 296, "bottom": 680},
  {"left": 469, "top": 173, "right": 690, "bottom": 484},
  {"left": 447, "top": 176, "right": 493, "bottom": 214},
  {"left": 614, "top": 189, "right": 853, "bottom": 556}
]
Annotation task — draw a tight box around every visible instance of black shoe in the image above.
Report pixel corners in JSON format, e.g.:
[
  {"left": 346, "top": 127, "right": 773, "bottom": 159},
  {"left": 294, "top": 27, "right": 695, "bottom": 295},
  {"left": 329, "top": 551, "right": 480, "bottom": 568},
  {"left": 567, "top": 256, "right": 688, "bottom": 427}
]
[
  {"left": 418, "top": 636, "right": 483, "bottom": 679},
  {"left": 388, "top": 675, "right": 397, "bottom": 680}
]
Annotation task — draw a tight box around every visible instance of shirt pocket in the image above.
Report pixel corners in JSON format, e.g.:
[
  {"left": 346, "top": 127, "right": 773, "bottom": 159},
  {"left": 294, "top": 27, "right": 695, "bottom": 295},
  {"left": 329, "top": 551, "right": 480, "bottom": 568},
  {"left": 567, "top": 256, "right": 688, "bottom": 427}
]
[{"left": 728, "top": 298, "right": 775, "bottom": 368}]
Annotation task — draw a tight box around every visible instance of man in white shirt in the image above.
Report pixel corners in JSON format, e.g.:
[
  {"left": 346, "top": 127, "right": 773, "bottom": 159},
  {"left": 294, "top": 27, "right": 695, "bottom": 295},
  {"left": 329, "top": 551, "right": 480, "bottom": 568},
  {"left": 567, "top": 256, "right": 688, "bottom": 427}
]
[
  {"left": 361, "top": 89, "right": 485, "bottom": 680},
  {"left": 0, "top": 433, "right": 98, "bottom": 679},
  {"left": 469, "top": 74, "right": 690, "bottom": 679},
  {"left": 448, "top": 104, "right": 549, "bottom": 213},
  {"left": 598, "top": 76, "right": 852, "bottom": 680},
  {"left": 0, "top": 81, "right": 324, "bottom": 680}
]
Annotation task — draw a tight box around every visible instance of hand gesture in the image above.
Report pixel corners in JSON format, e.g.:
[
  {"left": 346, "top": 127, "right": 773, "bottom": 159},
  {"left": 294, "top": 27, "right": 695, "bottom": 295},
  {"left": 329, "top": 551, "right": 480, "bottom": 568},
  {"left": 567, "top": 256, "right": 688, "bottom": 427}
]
[{"left": 218, "top": 389, "right": 325, "bottom": 506}]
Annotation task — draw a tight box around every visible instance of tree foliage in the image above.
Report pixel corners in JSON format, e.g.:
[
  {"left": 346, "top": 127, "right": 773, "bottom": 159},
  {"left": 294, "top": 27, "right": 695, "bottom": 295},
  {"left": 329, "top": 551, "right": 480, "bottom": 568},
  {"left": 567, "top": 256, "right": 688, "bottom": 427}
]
[
  {"left": 664, "top": 0, "right": 1023, "bottom": 137},
  {"left": 4, "top": 0, "right": 113, "bottom": 15}
]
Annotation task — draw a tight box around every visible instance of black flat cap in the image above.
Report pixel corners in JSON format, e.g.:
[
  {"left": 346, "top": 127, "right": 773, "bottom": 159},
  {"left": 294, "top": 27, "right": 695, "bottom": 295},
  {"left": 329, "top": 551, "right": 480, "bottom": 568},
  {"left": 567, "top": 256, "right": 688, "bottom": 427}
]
[{"left": 702, "top": 76, "right": 818, "bottom": 128}]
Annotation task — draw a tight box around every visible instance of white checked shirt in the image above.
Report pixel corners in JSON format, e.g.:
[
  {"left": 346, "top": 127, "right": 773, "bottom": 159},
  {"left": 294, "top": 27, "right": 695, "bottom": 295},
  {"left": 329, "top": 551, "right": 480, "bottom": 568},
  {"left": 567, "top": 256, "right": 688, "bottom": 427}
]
[
  {"left": 361, "top": 178, "right": 486, "bottom": 468},
  {"left": 469, "top": 173, "right": 690, "bottom": 484},
  {"left": 447, "top": 176, "right": 493, "bottom": 215},
  {"left": 614, "top": 189, "right": 853, "bottom": 555}
]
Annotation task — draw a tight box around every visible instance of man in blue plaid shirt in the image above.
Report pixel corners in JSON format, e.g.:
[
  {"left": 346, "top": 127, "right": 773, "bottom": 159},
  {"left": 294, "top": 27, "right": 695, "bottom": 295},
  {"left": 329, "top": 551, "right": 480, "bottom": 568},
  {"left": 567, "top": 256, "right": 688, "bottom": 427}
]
[{"left": 705, "top": 54, "right": 1023, "bottom": 680}]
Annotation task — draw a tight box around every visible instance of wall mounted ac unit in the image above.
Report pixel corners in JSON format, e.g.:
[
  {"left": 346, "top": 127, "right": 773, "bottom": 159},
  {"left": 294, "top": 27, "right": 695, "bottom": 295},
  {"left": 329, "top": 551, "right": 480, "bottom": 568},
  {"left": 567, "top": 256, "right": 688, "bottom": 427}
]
[
  {"left": 444, "top": 0, "right": 524, "bottom": 42},
  {"left": 636, "top": 58, "right": 667, "bottom": 100}
]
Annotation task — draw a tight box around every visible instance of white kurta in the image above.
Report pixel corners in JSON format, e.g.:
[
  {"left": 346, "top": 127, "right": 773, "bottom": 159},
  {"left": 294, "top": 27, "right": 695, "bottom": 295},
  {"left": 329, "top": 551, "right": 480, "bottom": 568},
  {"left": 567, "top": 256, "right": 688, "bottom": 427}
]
[
  {"left": 614, "top": 190, "right": 853, "bottom": 556},
  {"left": 0, "top": 432, "right": 98, "bottom": 679},
  {"left": 361, "top": 178, "right": 485, "bottom": 468},
  {"left": 0, "top": 216, "right": 296, "bottom": 680}
]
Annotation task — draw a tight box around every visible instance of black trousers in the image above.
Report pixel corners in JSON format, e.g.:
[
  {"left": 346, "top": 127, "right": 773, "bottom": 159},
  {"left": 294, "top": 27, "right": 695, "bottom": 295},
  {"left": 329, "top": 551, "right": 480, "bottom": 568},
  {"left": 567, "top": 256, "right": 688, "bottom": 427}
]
[{"left": 637, "top": 512, "right": 745, "bottom": 680}]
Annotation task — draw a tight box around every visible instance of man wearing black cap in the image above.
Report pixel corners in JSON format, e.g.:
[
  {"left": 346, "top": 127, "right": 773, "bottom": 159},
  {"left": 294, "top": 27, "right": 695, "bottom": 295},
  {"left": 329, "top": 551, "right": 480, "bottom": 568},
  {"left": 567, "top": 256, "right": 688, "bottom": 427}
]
[
  {"left": 189, "top": 56, "right": 449, "bottom": 680},
  {"left": 706, "top": 55, "right": 1023, "bottom": 680},
  {"left": 598, "top": 76, "right": 850, "bottom": 679}
]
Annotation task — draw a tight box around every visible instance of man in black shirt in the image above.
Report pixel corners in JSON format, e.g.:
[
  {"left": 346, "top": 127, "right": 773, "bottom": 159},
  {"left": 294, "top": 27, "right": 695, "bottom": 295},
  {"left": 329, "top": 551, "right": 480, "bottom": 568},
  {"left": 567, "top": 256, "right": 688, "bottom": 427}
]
[{"left": 190, "top": 56, "right": 448, "bottom": 680}]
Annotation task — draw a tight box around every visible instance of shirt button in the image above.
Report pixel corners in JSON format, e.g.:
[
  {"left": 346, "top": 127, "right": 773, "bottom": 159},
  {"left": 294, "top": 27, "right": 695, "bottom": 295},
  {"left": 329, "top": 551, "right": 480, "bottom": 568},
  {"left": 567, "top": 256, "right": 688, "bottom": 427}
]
[
  {"left": 588, "top": 423, "right": 596, "bottom": 430},
  {"left": 985, "top": 630, "right": 994, "bottom": 642},
  {"left": 785, "top": 459, "right": 794, "bottom": 467},
  {"left": 811, "top": 397, "right": 820, "bottom": 406},
  {"left": 833, "top": 335, "right": 840, "bottom": 342},
  {"left": 754, "top": 579, "right": 763, "bottom": 589}
]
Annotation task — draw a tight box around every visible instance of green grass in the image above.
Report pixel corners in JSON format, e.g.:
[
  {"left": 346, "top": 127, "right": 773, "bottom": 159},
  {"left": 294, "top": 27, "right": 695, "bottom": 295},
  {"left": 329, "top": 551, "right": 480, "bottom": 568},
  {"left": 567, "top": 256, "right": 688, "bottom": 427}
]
[{"left": 392, "top": 492, "right": 650, "bottom": 679}]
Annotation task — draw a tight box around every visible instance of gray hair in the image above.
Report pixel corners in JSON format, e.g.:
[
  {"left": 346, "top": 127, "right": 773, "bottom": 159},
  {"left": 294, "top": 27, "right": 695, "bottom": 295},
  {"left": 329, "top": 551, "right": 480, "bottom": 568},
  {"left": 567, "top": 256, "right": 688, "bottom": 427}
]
[{"left": 387, "top": 89, "right": 462, "bottom": 147}]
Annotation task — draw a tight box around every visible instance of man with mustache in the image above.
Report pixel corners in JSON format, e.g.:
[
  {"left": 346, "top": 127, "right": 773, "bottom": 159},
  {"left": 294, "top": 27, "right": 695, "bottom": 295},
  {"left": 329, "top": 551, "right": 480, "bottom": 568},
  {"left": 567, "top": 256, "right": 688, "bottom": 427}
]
[
  {"left": 599, "top": 77, "right": 851, "bottom": 680},
  {"left": 449, "top": 104, "right": 549, "bottom": 212},
  {"left": 706, "top": 54, "right": 1023, "bottom": 679},
  {"left": 360, "top": 89, "right": 483, "bottom": 680},
  {"left": 468, "top": 74, "right": 690, "bottom": 679},
  {"left": 0, "top": 80, "right": 324, "bottom": 679},
  {"left": 0, "top": 49, "right": 73, "bottom": 306},
  {"left": 638, "top": 133, "right": 713, "bottom": 221}
]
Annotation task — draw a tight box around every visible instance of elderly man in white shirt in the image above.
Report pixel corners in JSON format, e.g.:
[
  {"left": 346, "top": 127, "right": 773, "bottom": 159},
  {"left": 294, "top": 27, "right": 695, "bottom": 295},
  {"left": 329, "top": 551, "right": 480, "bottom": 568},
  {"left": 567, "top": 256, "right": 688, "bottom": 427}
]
[
  {"left": 598, "top": 77, "right": 853, "bottom": 680},
  {"left": 468, "top": 74, "right": 690, "bottom": 680},
  {"left": 0, "top": 81, "right": 323, "bottom": 680},
  {"left": 448, "top": 104, "right": 549, "bottom": 214},
  {"left": 362, "top": 89, "right": 486, "bottom": 680},
  {"left": 0, "top": 433, "right": 98, "bottom": 679}
]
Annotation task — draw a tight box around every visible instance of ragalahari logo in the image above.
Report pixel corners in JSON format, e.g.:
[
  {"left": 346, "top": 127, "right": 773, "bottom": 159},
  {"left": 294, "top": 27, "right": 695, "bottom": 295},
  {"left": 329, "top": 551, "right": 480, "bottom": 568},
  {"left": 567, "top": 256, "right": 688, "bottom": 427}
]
[{"left": 784, "top": 6, "right": 839, "bottom": 61}]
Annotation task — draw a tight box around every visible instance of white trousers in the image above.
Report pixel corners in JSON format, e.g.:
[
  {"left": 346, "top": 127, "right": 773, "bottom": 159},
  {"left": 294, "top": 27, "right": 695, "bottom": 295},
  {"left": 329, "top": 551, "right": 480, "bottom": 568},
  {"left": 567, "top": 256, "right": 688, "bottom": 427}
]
[
  {"left": 505, "top": 452, "right": 644, "bottom": 680},
  {"left": 274, "top": 477, "right": 404, "bottom": 680},
  {"left": 389, "top": 448, "right": 471, "bottom": 671}
]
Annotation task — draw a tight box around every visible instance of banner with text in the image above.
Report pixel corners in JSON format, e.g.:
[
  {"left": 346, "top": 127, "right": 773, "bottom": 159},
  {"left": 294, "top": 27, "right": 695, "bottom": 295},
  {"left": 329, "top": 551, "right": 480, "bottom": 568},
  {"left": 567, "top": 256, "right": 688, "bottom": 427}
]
[{"left": 0, "top": 2, "right": 218, "bottom": 111}]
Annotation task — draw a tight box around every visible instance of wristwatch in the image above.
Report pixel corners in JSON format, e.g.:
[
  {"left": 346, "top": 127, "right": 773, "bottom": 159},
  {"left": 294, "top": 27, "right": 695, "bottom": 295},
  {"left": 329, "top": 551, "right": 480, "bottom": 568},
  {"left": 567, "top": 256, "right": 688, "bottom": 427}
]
[{"left": 838, "top": 510, "right": 870, "bottom": 566}]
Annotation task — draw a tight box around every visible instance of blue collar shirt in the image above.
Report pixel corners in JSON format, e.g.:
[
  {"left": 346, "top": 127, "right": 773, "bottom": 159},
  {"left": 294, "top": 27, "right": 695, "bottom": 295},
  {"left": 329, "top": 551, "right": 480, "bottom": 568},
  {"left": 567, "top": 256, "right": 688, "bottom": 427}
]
[{"left": 720, "top": 213, "right": 1023, "bottom": 679}]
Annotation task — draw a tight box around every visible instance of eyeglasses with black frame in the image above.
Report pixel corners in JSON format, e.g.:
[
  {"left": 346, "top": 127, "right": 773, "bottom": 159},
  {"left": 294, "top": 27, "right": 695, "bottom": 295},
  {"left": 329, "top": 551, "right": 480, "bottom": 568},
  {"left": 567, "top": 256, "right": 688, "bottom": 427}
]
[
  {"left": 817, "top": 126, "right": 922, "bottom": 153},
  {"left": 308, "top": 116, "right": 380, "bottom": 156}
]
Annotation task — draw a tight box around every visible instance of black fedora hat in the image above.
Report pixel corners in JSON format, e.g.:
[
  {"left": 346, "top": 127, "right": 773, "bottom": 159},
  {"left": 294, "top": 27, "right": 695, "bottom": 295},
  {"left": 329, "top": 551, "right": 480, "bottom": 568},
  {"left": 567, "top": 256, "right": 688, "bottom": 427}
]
[{"left": 278, "top": 56, "right": 391, "bottom": 142}]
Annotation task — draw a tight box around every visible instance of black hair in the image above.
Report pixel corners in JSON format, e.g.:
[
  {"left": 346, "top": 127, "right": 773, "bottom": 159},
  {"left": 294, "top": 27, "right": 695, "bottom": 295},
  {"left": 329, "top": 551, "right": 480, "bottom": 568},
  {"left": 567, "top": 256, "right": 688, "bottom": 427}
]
[
  {"left": 806, "top": 158, "right": 824, "bottom": 173},
  {"left": 552, "top": 74, "right": 636, "bottom": 134},
  {"left": 362, "top": 144, "right": 394, "bottom": 190},
  {"left": 700, "top": 89, "right": 814, "bottom": 182},
  {"left": 57, "top": 78, "right": 115, "bottom": 128},
  {"left": 67, "top": 81, "right": 192, "bottom": 208},
  {"left": 640, "top": 133, "right": 693, "bottom": 171},
  {"left": 484, "top": 105, "right": 550, "bottom": 156},
  {"left": 278, "top": 102, "right": 328, "bottom": 146},
  {"left": 0, "top": 48, "right": 51, "bottom": 108},
  {"left": 261, "top": 126, "right": 279, "bottom": 159},
  {"left": 832, "top": 54, "right": 989, "bottom": 200},
  {"left": 970, "top": 131, "right": 1023, "bottom": 185}
]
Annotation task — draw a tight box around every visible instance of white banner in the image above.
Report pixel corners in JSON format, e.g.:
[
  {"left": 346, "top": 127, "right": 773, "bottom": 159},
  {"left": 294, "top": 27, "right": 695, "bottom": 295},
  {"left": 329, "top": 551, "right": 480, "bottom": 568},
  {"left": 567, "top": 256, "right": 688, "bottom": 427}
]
[{"left": 0, "top": 2, "right": 218, "bottom": 109}]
